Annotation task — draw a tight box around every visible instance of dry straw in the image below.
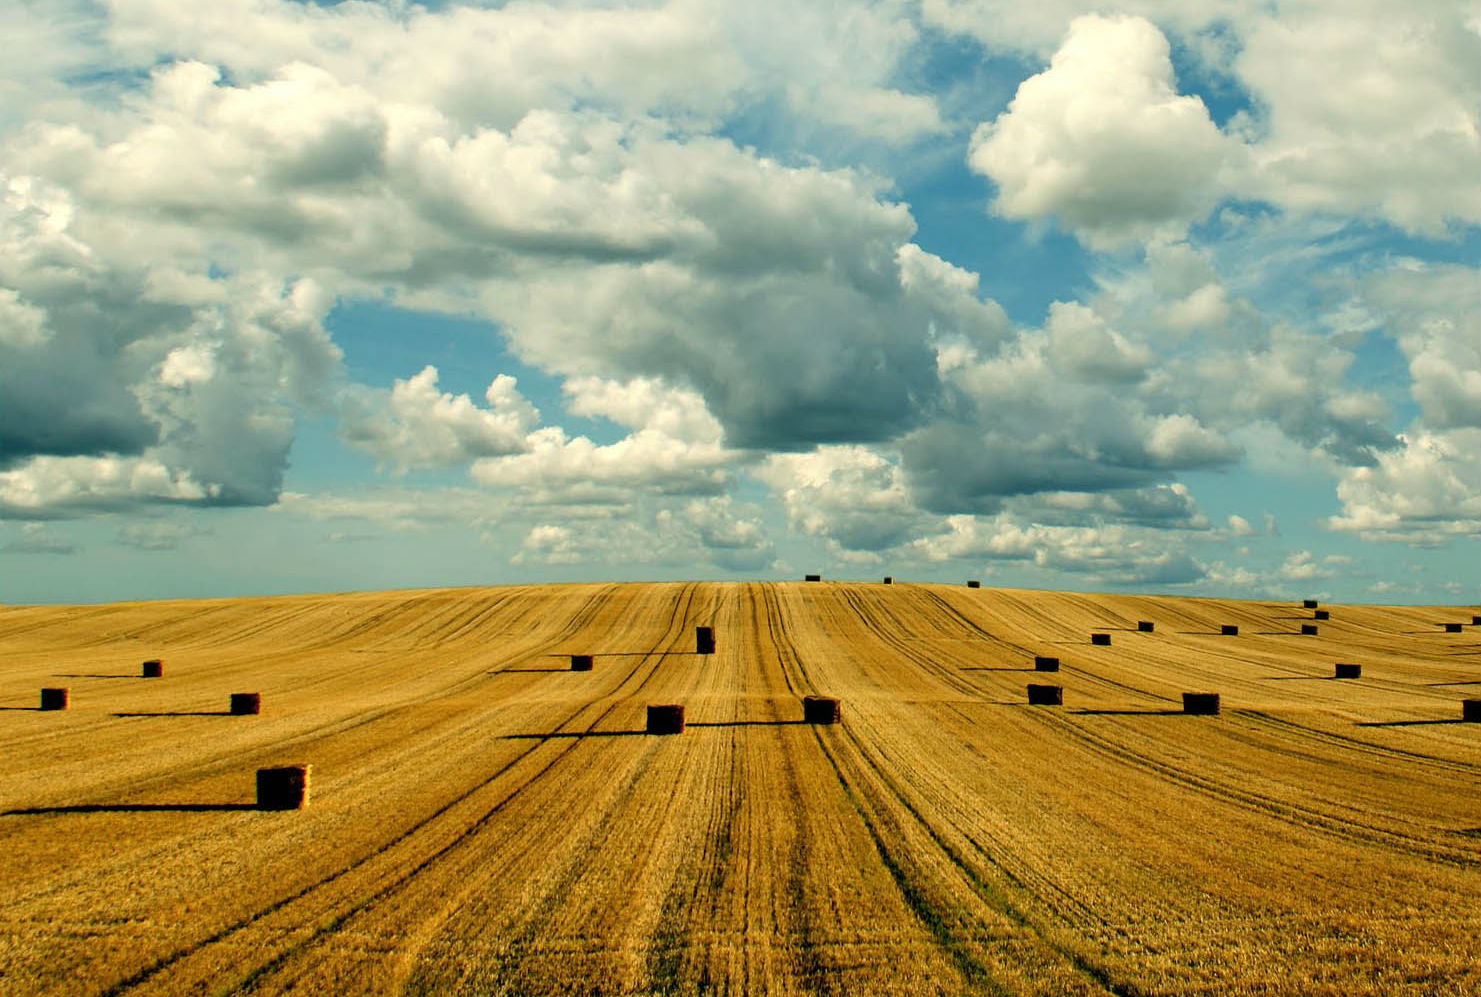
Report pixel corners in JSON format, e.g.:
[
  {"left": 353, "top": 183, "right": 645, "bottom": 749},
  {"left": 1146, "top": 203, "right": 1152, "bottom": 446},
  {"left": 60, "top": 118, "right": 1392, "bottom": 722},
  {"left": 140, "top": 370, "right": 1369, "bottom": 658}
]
[
  {"left": 1091, "top": 633, "right": 1111, "bottom": 646},
  {"left": 40, "top": 687, "right": 69, "bottom": 711},
  {"left": 802, "top": 695, "right": 842, "bottom": 724},
  {"left": 695, "top": 626, "right": 715, "bottom": 655},
  {"left": 1027, "top": 684, "right": 1063, "bottom": 706},
  {"left": 1221, "top": 625, "right": 1239, "bottom": 636},
  {"left": 1034, "top": 655, "right": 1060, "bottom": 672},
  {"left": 1334, "top": 664, "right": 1361, "bottom": 679},
  {"left": 229, "top": 693, "right": 261, "bottom": 715},
  {"left": 1183, "top": 692, "right": 1221, "bottom": 715},
  {"left": 570, "top": 654, "right": 593, "bottom": 672},
  {"left": 646, "top": 704, "right": 685, "bottom": 735},
  {"left": 256, "top": 764, "right": 311, "bottom": 810},
  {"left": 141, "top": 659, "right": 163, "bottom": 678},
  {"left": 1137, "top": 621, "right": 1155, "bottom": 632}
]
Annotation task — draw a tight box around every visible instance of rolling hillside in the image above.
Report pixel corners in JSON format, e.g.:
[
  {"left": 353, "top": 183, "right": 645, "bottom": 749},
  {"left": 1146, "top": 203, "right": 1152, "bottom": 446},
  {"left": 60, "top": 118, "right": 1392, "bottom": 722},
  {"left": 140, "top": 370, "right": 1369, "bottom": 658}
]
[{"left": 1, "top": 582, "right": 1476, "bottom": 996}]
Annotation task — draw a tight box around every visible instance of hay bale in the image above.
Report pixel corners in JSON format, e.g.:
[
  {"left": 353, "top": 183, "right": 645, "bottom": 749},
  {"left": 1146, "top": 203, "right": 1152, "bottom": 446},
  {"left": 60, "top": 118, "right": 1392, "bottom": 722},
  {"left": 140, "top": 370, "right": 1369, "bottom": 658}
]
[
  {"left": 805, "top": 574, "right": 821, "bottom": 582},
  {"left": 1444, "top": 623, "right": 1463, "bottom": 633},
  {"left": 1137, "top": 620, "right": 1155, "bottom": 632},
  {"left": 1314, "top": 610, "right": 1329, "bottom": 620},
  {"left": 883, "top": 576, "right": 893, "bottom": 585},
  {"left": 646, "top": 704, "right": 685, "bottom": 735},
  {"left": 1220, "top": 625, "right": 1239, "bottom": 636},
  {"left": 1472, "top": 615, "right": 1481, "bottom": 626},
  {"left": 695, "top": 626, "right": 715, "bottom": 655},
  {"left": 1034, "top": 655, "right": 1060, "bottom": 672},
  {"left": 966, "top": 580, "right": 981, "bottom": 588},
  {"left": 256, "top": 764, "right": 310, "bottom": 810},
  {"left": 141, "top": 659, "right": 163, "bottom": 678},
  {"left": 1090, "top": 633, "right": 1111, "bottom": 646},
  {"left": 39, "top": 687, "right": 69, "bottom": 711},
  {"left": 229, "top": 693, "right": 261, "bottom": 715},
  {"left": 569, "top": 654, "right": 593, "bottom": 672},
  {"left": 1301, "top": 624, "right": 1318, "bottom": 635},
  {"left": 1463, "top": 700, "right": 1481, "bottom": 723},
  {"left": 802, "top": 695, "right": 841, "bottom": 724},
  {"left": 1303, "top": 599, "right": 1318, "bottom": 609},
  {"left": 1334, "top": 664, "right": 1361, "bottom": 679},
  {"left": 1027, "top": 684, "right": 1063, "bottom": 706},
  {"left": 1182, "top": 692, "right": 1221, "bottom": 715}
]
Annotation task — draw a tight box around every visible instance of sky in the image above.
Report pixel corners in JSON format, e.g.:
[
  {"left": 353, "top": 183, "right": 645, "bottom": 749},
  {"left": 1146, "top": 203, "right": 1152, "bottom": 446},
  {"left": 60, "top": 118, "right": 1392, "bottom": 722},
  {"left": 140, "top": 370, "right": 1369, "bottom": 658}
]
[{"left": 0, "top": 0, "right": 1478, "bottom": 606}]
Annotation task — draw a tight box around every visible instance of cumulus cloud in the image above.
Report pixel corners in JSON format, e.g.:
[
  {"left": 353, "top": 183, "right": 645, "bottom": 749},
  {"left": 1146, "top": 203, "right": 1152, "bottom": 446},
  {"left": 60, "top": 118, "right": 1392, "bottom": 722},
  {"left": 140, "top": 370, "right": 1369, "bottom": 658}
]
[
  {"left": 471, "top": 377, "right": 737, "bottom": 499},
  {"left": 756, "top": 445, "right": 924, "bottom": 552},
  {"left": 1233, "top": 2, "right": 1481, "bottom": 233},
  {"left": 342, "top": 366, "right": 539, "bottom": 472},
  {"left": 910, "top": 513, "right": 1206, "bottom": 585},
  {"left": 1, "top": 523, "right": 78, "bottom": 555},
  {"left": 1326, "top": 429, "right": 1481, "bottom": 544},
  {"left": 968, "top": 14, "right": 1231, "bottom": 249}
]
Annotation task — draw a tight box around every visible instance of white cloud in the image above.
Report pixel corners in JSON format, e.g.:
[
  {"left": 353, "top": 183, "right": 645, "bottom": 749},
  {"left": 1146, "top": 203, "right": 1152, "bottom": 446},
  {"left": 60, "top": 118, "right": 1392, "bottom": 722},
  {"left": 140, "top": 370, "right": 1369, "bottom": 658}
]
[
  {"left": 968, "top": 14, "right": 1231, "bottom": 249},
  {"left": 0, "top": 454, "right": 210, "bottom": 517},
  {"left": 342, "top": 366, "right": 538, "bottom": 472},
  {"left": 470, "top": 377, "right": 736, "bottom": 499},
  {"left": 756, "top": 445, "right": 924, "bottom": 552},
  {"left": 1233, "top": 3, "right": 1481, "bottom": 233},
  {"left": 1326, "top": 429, "right": 1481, "bottom": 544}
]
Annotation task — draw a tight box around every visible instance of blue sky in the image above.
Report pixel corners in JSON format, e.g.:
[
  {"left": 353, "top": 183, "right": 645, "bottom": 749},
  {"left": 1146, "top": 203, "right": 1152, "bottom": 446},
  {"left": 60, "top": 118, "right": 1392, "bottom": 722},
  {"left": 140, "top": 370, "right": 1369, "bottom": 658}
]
[{"left": 0, "top": 0, "right": 1477, "bottom": 605}]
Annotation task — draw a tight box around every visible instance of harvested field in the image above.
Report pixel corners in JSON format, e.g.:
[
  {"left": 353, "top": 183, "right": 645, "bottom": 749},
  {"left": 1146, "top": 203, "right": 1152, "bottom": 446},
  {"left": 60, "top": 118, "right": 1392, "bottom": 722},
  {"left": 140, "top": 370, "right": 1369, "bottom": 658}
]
[{"left": 0, "top": 581, "right": 1477, "bottom": 996}]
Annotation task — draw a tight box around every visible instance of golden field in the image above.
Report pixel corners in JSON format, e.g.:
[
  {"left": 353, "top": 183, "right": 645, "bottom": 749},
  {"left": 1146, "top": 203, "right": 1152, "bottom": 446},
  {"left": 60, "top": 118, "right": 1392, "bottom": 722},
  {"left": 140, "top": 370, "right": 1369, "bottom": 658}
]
[{"left": 0, "top": 581, "right": 1477, "bottom": 996}]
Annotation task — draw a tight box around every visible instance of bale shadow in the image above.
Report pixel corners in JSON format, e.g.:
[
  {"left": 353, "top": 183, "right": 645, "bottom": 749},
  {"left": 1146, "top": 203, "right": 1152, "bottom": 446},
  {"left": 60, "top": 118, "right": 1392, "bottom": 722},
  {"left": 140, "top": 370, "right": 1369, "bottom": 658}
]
[
  {"left": 502, "top": 730, "right": 646, "bottom": 740},
  {"left": 1427, "top": 680, "right": 1481, "bottom": 687},
  {"left": 3, "top": 802, "right": 259, "bottom": 815},
  {"left": 960, "top": 666, "right": 1037, "bottom": 672},
  {"left": 1070, "top": 708, "right": 1186, "bottom": 716},
  {"left": 1174, "top": 630, "right": 1238, "bottom": 636},
  {"left": 0, "top": 705, "right": 42, "bottom": 711},
  {"left": 113, "top": 710, "right": 233, "bottom": 717},
  {"left": 687, "top": 719, "right": 808, "bottom": 728},
  {"left": 52, "top": 673, "right": 137, "bottom": 680},
  {"left": 1355, "top": 719, "right": 1466, "bottom": 728},
  {"left": 497, "top": 667, "right": 572, "bottom": 674},
  {"left": 1261, "top": 675, "right": 1340, "bottom": 682}
]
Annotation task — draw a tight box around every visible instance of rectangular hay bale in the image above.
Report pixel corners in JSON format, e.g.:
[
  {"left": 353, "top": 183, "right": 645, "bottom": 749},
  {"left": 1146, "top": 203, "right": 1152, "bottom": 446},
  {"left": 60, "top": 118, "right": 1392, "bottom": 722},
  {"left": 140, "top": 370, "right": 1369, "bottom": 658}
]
[
  {"left": 40, "top": 687, "right": 69, "bottom": 711},
  {"left": 1182, "top": 692, "right": 1221, "bottom": 715},
  {"left": 695, "top": 626, "right": 715, "bottom": 655},
  {"left": 805, "top": 574, "right": 822, "bottom": 582},
  {"left": 1314, "top": 610, "right": 1329, "bottom": 620},
  {"left": 229, "top": 692, "right": 261, "bottom": 715},
  {"left": 1301, "top": 624, "right": 1318, "bottom": 635},
  {"left": 1303, "top": 599, "right": 1318, "bottom": 609},
  {"left": 966, "top": 580, "right": 981, "bottom": 588},
  {"left": 802, "top": 695, "right": 841, "bottom": 724},
  {"left": 141, "top": 659, "right": 163, "bottom": 678},
  {"left": 1033, "top": 655, "right": 1060, "bottom": 672},
  {"left": 646, "top": 704, "right": 685, "bottom": 735},
  {"left": 1137, "top": 620, "right": 1155, "bottom": 632},
  {"left": 1463, "top": 700, "right": 1481, "bottom": 723},
  {"left": 1027, "top": 684, "right": 1063, "bottom": 706},
  {"left": 1444, "top": 622, "right": 1463, "bottom": 633},
  {"left": 257, "top": 765, "right": 310, "bottom": 810},
  {"left": 1221, "top": 625, "right": 1239, "bottom": 636},
  {"left": 1090, "top": 633, "right": 1111, "bottom": 646},
  {"left": 1334, "top": 663, "right": 1361, "bottom": 679},
  {"left": 570, "top": 654, "right": 593, "bottom": 671}
]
